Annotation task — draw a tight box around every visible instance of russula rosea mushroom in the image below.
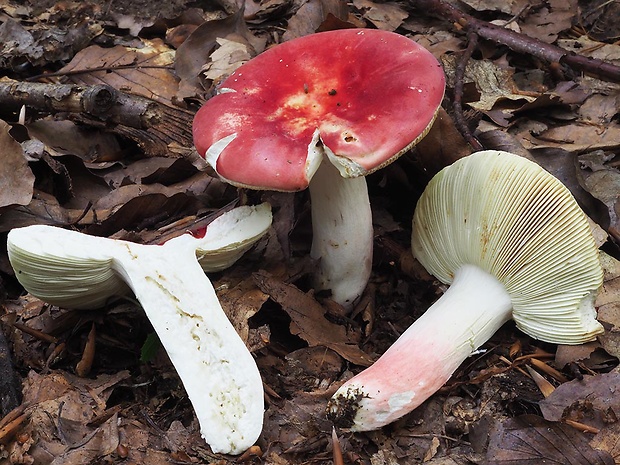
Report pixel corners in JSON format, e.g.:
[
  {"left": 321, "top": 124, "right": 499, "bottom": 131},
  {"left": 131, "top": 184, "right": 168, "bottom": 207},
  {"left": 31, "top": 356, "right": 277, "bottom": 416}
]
[
  {"left": 7, "top": 203, "right": 272, "bottom": 455},
  {"left": 193, "top": 28, "right": 445, "bottom": 309},
  {"left": 328, "top": 150, "right": 604, "bottom": 431}
]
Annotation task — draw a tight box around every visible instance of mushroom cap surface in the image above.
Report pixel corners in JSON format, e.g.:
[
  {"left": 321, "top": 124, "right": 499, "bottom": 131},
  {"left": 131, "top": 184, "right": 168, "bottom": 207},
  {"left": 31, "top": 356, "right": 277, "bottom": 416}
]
[
  {"left": 411, "top": 150, "right": 604, "bottom": 344},
  {"left": 193, "top": 28, "right": 445, "bottom": 191}
]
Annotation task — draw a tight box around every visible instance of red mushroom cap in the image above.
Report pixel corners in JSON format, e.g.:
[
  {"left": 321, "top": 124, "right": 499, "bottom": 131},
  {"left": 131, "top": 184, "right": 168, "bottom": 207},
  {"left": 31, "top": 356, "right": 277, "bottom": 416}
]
[{"left": 193, "top": 28, "right": 445, "bottom": 191}]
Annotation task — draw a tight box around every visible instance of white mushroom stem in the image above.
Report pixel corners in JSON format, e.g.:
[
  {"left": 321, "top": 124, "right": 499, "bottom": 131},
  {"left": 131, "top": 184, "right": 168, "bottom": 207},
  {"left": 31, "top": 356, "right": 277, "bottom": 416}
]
[
  {"left": 308, "top": 159, "right": 373, "bottom": 310},
  {"left": 328, "top": 264, "right": 512, "bottom": 431},
  {"left": 7, "top": 204, "right": 272, "bottom": 455}
]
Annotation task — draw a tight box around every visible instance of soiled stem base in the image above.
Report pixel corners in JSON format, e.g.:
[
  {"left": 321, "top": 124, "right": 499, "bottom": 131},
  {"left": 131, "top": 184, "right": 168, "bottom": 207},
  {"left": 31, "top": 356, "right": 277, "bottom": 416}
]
[{"left": 328, "top": 264, "right": 513, "bottom": 431}]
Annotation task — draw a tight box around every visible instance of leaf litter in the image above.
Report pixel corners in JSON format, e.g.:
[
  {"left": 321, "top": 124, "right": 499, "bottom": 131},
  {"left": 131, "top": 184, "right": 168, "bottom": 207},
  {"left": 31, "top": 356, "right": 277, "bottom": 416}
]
[{"left": 0, "top": 0, "right": 619, "bottom": 464}]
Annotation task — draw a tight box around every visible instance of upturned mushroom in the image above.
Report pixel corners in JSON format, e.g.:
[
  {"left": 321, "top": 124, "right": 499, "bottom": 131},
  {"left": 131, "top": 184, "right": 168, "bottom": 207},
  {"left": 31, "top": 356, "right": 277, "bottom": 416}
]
[
  {"left": 328, "top": 150, "right": 604, "bottom": 431},
  {"left": 7, "top": 203, "right": 272, "bottom": 454},
  {"left": 193, "top": 28, "right": 445, "bottom": 309}
]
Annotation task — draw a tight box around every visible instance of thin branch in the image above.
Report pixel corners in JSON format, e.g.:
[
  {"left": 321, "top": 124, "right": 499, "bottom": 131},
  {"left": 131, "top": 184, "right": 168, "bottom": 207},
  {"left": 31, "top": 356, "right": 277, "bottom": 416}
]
[
  {"left": 452, "top": 31, "right": 483, "bottom": 150},
  {"left": 0, "top": 81, "right": 163, "bottom": 129},
  {"left": 0, "top": 80, "right": 196, "bottom": 156},
  {"left": 408, "top": 0, "right": 620, "bottom": 83}
]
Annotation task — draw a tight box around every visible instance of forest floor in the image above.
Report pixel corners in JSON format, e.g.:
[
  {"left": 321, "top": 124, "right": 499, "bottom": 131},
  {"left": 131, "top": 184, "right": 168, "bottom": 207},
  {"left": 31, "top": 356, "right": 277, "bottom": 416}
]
[{"left": 0, "top": 0, "right": 619, "bottom": 464}]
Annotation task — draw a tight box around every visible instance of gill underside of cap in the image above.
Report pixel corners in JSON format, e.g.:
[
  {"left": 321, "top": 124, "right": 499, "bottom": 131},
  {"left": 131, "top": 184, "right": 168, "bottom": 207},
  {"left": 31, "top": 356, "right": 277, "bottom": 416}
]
[{"left": 412, "top": 150, "right": 604, "bottom": 344}]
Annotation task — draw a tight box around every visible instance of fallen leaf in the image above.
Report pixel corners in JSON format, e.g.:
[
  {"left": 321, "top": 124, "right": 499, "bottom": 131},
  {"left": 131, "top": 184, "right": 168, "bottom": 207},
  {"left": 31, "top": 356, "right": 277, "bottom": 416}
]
[
  {"left": 555, "top": 342, "right": 601, "bottom": 369},
  {"left": 351, "top": 0, "right": 408, "bottom": 31},
  {"left": 596, "top": 251, "right": 620, "bottom": 358},
  {"left": 174, "top": 10, "right": 265, "bottom": 94},
  {"left": 25, "top": 119, "right": 123, "bottom": 163},
  {"left": 413, "top": 107, "right": 471, "bottom": 178},
  {"left": 0, "top": 8, "right": 102, "bottom": 70},
  {"left": 0, "top": 192, "right": 76, "bottom": 231},
  {"left": 253, "top": 271, "right": 374, "bottom": 366},
  {"left": 283, "top": 0, "right": 350, "bottom": 40},
  {"left": 58, "top": 39, "right": 178, "bottom": 108},
  {"left": 100, "top": 157, "right": 198, "bottom": 189},
  {"left": 215, "top": 272, "right": 270, "bottom": 344},
  {"left": 576, "top": 152, "right": 620, "bottom": 238},
  {"left": 442, "top": 55, "right": 536, "bottom": 116},
  {"left": 18, "top": 370, "right": 129, "bottom": 464},
  {"left": 520, "top": 122, "right": 620, "bottom": 153},
  {"left": 0, "top": 119, "right": 35, "bottom": 208},
  {"left": 458, "top": 0, "right": 521, "bottom": 15},
  {"left": 539, "top": 373, "right": 620, "bottom": 429},
  {"left": 202, "top": 37, "right": 253, "bottom": 82},
  {"left": 579, "top": 0, "right": 620, "bottom": 42},
  {"left": 263, "top": 390, "right": 333, "bottom": 453},
  {"left": 520, "top": 0, "right": 577, "bottom": 44},
  {"left": 590, "top": 421, "right": 620, "bottom": 464},
  {"left": 487, "top": 414, "right": 615, "bottom": 464}
]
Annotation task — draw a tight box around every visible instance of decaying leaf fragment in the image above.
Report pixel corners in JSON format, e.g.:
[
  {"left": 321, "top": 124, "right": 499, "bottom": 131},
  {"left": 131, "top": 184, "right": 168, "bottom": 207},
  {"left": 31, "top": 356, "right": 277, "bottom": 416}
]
[
  {"left": 0, "top": 120, "right": 35, "bottom": 209},
  {"left": 487, "top": 415, "right": 614, "bottom": 465}
]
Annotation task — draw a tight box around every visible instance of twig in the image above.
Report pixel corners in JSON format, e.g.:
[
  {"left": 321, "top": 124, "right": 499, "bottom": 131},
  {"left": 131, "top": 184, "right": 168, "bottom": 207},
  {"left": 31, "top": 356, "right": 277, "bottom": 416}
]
[
  {"left": 452, "top": 31, "right": 483, "bottom": 150},
  {"left": 0, "top": 80, "right": 195, "bottom": 156},
  {"left": 408, "top": 0, "right": 620, "bottom": 83},
  {"left": 0, "top": 81, "right": 163, "bottom": 129}
]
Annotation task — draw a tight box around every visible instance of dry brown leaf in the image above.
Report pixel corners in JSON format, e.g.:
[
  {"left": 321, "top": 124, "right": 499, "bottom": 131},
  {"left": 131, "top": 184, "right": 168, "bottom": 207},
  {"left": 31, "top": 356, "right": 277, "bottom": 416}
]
[
  {"left": 579, "top": 0, "right": 620, "bottom": 43},
  {"left": 519, "top": 122, "right": 620, "bottom": 152},
  {"left": 539, "top": 373, "right": 620, "bottom": 429},
  {"left": 487, "top": 415, "right": 615, "bottom": 464},
  {"left": 413, "top": 107, "right": 472, "bottom": 178},
  {"left": 0, "top": 7, "right": 102, "bottom": 69},
  {"left": 597, "top": 252, "right": 620, "bottom": 308},
  {"left": 263, "top": 391, "right": 332, "bottom": 453},
  {"left": 351, "top": 0, "right": 408, "bottom": 31},
  {"left": 459, "top": 0, "right": 525, "bottom": 15},
  {"left": 253, "top": 271, "right": 375, "bottom": 366},
  {"left": 17, "top": 370, "right": 129, "bottom": 464},
  {"left": 174, "top": 10, "right": 265, "bottom": 97},
  {"left": 590, "top": 421, "right": 620, "bottom": 464},
  {"left": 555, "top": 342, "right": 601, "bottom": 369},
  {"left": 442, "top": 55, "right": 535, "bottom": 118},
  {"left": 86, "top": 190, "right": 200, "bottom": 237},
  {"left": 202, "top": 37, "right": 253, "bottom": 82},
  {"left": 576, "top": 152, "right": 620, "bottom": 239},
  {"left": 409, "top": 30, "right": 464, "bottom": 59},
  {"left": 58, "top": 39, "right": 178, "bottom": 108},
  {"left": 0, "top": 119, "right": 34, "bottom": 209},
  {"left": 215, "top": 273, "right": 270, "bottom": 344},
  {"left": 283, "top": 0, "right": 350, "bottom": 41},
  {"left": 74, "top": 169, "right": 226, "bottom": 235},
  {"left": 100, "top": 157, "right": 198, "bottom": 189},
  {"left": 0, "top": 192, "right": 80, "bottom": 232},
  {"left": 520, "top": 0, "right": 577, "bottom": 44},
  {"left": 25, "top": 119, "right": 123, "bottom": 163},
  {"left": 596, "top": 252, "right": 620, "bottom": 358}
]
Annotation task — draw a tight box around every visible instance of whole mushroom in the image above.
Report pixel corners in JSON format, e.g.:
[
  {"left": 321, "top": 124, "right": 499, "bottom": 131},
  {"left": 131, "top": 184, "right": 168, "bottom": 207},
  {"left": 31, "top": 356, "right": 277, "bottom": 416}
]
[
  {"left": 328, "top": 150, "right": 604, "bottom": 431},
  {"left": 7, "top": 204, "right": 272, "bottom": 455},
  {"left": 193, "top": 28, "right": 445, "bottom": 309}
]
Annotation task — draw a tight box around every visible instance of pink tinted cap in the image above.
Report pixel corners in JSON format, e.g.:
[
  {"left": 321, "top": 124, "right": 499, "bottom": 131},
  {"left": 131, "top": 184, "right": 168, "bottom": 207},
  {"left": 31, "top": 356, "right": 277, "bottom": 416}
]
[{"left": 193, "top": 28, "right": 445, "bottom": 191}]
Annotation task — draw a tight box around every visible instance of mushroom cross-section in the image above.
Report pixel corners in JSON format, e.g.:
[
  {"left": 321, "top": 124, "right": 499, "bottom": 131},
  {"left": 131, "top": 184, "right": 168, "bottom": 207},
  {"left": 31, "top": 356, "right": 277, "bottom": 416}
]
[
  {"left": 327, "top": 150, "right": 604, "bottom": 431},
  {"left": 7, "top": 203, "right": 272, "bottom": 455},
  {"left": 193, "top": 28, "right": 445, "bottom": 309}
]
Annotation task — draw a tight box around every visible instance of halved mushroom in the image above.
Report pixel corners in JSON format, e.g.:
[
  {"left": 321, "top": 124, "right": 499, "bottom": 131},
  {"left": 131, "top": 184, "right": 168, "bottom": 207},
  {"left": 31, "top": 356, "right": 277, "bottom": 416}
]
[
  {"left": 7, "top": 203, "right": 272, "bottom": 455},
  {"left": 193, "top": 28, "right": 445, "bottom": 309},
  {"left": 328, "top": 151, "right": 604, "bottom": 431}
]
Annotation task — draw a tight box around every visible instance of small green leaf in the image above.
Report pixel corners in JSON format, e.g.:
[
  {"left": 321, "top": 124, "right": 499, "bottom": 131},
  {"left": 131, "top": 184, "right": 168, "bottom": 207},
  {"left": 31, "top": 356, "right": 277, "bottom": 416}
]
[{"left": 140, "top": 332, "right": 161, "bottom": 363}]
